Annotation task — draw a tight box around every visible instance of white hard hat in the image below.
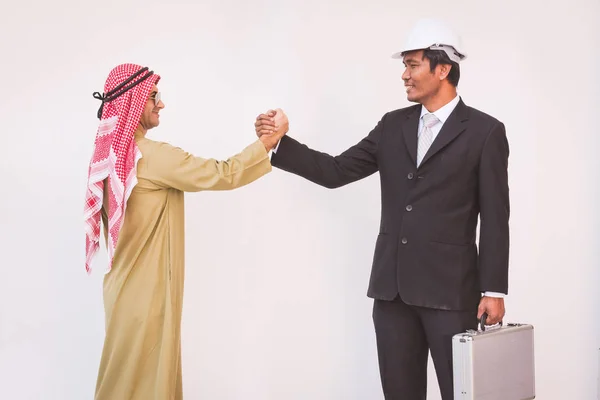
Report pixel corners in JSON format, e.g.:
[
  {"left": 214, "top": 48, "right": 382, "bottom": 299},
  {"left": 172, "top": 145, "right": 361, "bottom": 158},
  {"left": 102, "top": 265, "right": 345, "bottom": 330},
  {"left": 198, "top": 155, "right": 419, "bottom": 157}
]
[{"left": 391, "top": 18, "right": 466, "bottom": 63}]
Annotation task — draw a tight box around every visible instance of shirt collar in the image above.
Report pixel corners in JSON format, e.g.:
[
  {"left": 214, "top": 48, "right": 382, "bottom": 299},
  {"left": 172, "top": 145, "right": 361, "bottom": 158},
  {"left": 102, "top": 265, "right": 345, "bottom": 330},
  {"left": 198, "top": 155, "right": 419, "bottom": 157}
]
[{"left": 420, "top": 94, "right": 460, "bottom": 125}]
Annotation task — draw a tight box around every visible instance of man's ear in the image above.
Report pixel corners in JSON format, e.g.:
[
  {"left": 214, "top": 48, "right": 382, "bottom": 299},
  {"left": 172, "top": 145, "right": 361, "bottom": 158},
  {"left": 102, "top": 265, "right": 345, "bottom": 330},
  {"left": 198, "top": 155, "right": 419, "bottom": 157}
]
[{"left": 439, "top": 64, "right": 452, "bottom": 80}]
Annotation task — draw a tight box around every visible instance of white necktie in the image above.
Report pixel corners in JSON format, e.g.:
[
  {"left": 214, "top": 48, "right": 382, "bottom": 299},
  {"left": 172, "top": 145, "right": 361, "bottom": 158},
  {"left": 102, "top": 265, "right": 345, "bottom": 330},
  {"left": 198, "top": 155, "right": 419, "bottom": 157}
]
[{"left": 417, "top": 113, "right": 439, "bottom": 167}]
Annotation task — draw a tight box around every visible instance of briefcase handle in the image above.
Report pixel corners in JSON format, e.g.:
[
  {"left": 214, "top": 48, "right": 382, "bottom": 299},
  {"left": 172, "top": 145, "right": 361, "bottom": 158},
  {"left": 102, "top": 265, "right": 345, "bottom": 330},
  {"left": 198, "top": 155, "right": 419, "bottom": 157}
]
[{"left": 480, "top": 312, "right": 503, "bottom": 332}]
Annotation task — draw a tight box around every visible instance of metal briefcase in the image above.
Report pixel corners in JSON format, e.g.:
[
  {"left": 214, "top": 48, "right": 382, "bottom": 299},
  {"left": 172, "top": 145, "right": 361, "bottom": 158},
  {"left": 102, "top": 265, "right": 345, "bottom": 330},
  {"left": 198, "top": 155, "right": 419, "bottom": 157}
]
[{"left": 452, "top": 314, "right": 535, "bottom": 400}]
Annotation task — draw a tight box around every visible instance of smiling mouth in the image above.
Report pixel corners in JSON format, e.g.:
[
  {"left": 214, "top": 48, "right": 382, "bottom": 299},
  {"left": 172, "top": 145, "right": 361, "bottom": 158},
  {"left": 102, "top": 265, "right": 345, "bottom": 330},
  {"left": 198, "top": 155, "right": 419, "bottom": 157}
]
[{"left": 405, "top": 85, "right": 415, "bottom": 92}]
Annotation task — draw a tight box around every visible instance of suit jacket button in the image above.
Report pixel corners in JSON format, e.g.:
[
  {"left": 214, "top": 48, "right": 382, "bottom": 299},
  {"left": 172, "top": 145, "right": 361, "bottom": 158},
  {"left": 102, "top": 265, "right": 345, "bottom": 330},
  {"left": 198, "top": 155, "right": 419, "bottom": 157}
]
[
  {"left": 407, "top": 173, "right": 414, "bottom": 180},
  {"left": 405, "top": 205, "right": 413, "bottom": 211},
  {"left": 401, "top": 238, "right": 408, "bottom": 244}
]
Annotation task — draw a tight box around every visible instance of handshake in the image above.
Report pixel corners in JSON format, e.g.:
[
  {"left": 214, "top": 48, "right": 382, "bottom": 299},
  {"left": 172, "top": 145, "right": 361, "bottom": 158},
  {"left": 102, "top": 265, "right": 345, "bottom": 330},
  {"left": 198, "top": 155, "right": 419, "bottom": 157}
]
[{"left": 254, "top": 108, "right": 289, "bottom": 152}]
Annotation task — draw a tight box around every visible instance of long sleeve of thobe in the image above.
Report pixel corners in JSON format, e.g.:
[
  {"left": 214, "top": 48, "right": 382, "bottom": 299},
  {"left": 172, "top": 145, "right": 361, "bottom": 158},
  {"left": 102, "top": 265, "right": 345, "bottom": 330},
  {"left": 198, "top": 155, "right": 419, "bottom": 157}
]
[{"left": 139, "top": 138, "right": 272, "bottom": 192}]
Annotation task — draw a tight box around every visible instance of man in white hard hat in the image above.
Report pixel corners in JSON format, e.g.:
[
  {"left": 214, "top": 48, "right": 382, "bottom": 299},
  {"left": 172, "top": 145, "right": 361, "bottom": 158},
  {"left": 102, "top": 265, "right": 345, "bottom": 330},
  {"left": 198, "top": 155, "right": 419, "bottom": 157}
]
[{"left": 254, "top": 18, "right": 509, "bottom": 400}]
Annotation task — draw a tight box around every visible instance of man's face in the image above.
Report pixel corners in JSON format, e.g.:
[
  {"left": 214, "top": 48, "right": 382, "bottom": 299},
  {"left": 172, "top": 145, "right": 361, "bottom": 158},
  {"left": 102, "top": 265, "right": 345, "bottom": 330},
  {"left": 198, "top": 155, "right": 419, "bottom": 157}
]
[
  {"left": 139, "top": 84, "right": 165, "bottom": 131},
  {"left": 402, "top": 50, "right": 445, "bottom": 104}
]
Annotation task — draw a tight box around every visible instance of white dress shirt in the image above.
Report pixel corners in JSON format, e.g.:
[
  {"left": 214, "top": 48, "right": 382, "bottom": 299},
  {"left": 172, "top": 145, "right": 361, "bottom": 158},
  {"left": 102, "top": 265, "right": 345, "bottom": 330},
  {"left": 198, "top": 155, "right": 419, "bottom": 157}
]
[{"left": 419, "top": 94, "right": 460, "bottom": 141}]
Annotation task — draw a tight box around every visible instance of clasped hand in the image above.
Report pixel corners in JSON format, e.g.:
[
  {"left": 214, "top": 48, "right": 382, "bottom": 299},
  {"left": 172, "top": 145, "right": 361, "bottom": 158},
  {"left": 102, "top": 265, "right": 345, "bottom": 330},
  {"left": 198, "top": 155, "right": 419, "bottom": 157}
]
[{"left": 255, "top": 108, "right": 289, "bottom": 151}]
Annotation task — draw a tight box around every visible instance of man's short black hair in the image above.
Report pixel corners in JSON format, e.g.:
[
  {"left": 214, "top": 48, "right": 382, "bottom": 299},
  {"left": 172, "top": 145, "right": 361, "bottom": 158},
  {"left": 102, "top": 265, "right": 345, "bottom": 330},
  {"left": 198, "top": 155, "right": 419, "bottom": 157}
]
[{"left": 422, "top": 49, "right": 460, "bottom": 87}]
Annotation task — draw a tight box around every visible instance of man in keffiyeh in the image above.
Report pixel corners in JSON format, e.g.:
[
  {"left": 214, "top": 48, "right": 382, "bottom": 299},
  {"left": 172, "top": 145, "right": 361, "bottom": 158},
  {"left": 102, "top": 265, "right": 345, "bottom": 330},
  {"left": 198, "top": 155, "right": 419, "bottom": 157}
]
[{"left": 85, "top": 63, "right": 286, "bottom": 400}]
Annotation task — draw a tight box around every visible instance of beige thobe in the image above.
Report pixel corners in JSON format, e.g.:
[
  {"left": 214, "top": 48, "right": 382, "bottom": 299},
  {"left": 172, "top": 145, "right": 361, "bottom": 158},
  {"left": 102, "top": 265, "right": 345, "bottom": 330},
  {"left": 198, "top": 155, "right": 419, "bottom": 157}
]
[{"left": 95, "top": 129, "right": 271, "bottom": 400}]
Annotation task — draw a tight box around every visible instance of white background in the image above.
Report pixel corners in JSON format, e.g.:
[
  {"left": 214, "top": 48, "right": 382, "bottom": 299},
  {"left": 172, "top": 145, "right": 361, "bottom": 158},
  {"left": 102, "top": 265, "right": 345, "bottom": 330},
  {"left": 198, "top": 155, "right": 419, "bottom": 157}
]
[{"left": 1, "top": 0, "right": 599, "bottom": 399}]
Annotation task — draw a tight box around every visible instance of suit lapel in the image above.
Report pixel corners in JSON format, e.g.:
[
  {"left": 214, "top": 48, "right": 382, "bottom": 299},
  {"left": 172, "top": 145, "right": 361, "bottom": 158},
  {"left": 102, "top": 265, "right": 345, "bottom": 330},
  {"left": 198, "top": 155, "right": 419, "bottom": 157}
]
[
  {"left": 419, "top": 99, "right": 470, "bottom": 167},
  {"left": 402, "top": 107, "right": 420, "bottom": 166}
]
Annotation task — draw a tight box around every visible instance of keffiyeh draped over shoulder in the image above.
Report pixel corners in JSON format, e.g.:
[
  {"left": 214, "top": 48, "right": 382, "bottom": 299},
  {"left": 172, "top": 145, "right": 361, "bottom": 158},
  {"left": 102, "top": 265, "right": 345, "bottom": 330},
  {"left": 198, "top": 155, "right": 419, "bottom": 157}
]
[{"left": 84, "top": 64, "right": 161, "bottom": 274}]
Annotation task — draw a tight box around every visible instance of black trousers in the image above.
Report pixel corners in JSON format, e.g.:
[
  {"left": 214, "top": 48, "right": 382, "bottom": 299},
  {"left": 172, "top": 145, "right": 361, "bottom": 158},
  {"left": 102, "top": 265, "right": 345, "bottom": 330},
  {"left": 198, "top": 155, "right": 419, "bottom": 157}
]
[{"left": 372, "top": 296, "right": 477, "bottom": 400}]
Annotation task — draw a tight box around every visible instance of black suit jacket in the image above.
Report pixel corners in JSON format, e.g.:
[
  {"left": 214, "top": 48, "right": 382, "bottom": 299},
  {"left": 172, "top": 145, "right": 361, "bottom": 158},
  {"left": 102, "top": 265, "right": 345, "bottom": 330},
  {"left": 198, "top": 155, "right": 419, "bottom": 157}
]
[{"left": 271, "top": 99, "right": 510, "bottom": 311}]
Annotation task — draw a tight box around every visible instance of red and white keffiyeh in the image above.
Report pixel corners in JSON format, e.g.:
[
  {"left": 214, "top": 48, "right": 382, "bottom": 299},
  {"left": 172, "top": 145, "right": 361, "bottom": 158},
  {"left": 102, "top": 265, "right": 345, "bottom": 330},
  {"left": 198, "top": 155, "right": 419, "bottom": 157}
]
[{"left": 84, "top": 64, "right": 160, "bottom": 274}]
